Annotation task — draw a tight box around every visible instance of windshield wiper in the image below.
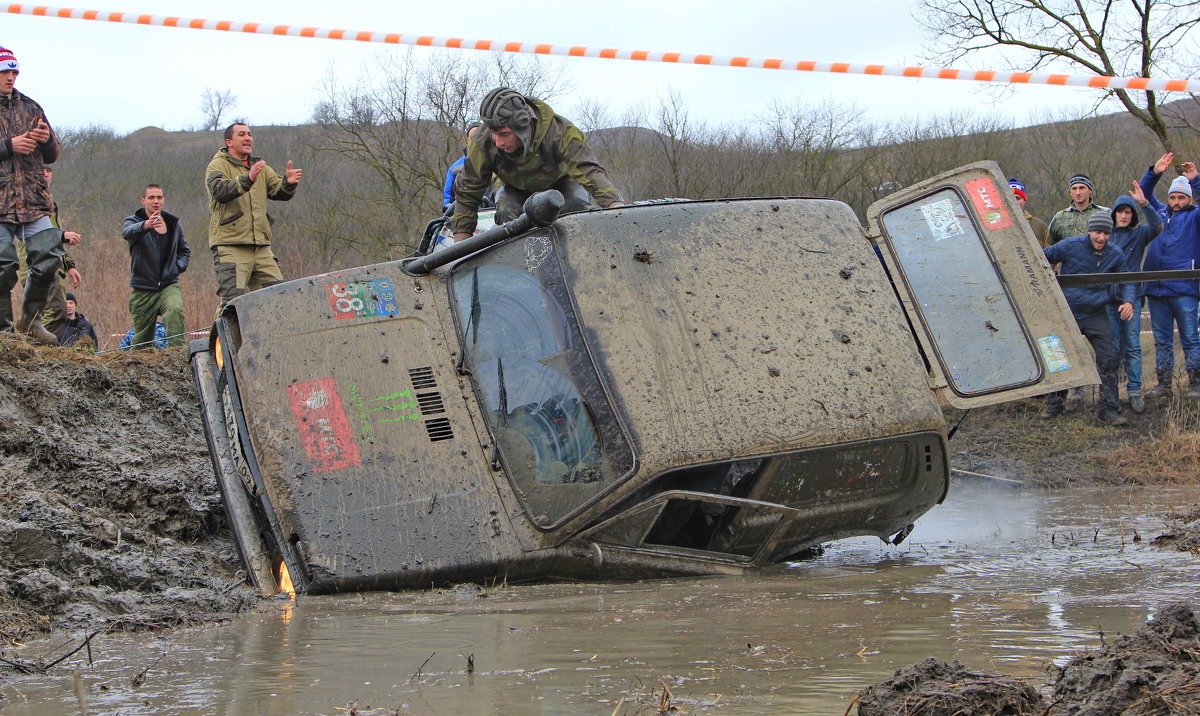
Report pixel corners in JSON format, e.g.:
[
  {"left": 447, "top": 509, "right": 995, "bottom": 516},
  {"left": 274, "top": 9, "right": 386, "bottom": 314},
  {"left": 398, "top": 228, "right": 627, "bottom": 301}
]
[
  {"left": 456, "top": 269, "right": 483, "bottom": 375},
  {"left": 496, "top": 357, "right": 508, "bottom": 427}
]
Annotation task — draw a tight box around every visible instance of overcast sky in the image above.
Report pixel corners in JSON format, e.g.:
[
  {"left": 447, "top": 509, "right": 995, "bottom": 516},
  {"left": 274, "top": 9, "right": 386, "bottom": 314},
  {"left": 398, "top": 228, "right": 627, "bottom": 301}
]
[{"left": 4, "top": 0, "right": 1112, "bottom": 134}]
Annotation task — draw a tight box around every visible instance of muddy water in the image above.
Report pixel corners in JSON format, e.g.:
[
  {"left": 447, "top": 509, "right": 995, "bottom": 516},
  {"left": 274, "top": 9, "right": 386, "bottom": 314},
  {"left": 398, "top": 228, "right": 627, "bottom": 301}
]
[{"left": 6, "top": 483, "right": 1200, "bottom": 715}]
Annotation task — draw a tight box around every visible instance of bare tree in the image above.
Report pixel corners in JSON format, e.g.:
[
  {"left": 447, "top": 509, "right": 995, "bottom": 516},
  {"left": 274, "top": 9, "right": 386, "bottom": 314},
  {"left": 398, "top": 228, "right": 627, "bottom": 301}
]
[
  {"left": 916, "top": 0, "right": 1200, "bottom": 154},
  {"left": 199, "top": 88, "right": 237, "bottom": 132}
]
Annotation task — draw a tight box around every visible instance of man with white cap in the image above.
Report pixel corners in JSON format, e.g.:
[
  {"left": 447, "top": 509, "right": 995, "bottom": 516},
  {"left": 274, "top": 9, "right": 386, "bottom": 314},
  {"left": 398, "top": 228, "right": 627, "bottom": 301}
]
[
  {"left": 0, "top": 44, "right": 65, "bottom": 344},
  {"left": 1138, "top": 152, "right": 1200, "bottom": 399},
  {"left": 1048, "top": 173, "right": 1110, "bottom": 245}
]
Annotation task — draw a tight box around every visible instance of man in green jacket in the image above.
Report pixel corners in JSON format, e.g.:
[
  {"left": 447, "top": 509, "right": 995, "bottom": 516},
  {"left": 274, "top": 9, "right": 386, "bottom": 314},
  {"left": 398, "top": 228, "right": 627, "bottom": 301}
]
[
  {"left": 205, "top": 122, "right": 302, "bottom": 312},
  {"left": 450, "top": 87, "right": 624, "bottom": 241},
  {"left": 1048, "top": 174, "right": 1109, "bottom": 245}
]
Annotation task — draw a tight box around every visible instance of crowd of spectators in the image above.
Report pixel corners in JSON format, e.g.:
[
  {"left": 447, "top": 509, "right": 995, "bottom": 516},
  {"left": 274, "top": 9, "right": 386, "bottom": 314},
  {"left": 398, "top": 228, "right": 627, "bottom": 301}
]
[{"left": 1019, "top": 152, "right": 1200, "bottom": 425}]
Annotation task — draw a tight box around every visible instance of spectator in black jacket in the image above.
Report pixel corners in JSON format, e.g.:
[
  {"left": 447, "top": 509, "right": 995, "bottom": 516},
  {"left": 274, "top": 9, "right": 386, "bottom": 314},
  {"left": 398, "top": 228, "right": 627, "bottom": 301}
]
[
  {"left": 121, "top": 184, "right": 190, "bottom": 348},
  {"left": 56, "top": 292, "right": 96, "bottom": 348}
]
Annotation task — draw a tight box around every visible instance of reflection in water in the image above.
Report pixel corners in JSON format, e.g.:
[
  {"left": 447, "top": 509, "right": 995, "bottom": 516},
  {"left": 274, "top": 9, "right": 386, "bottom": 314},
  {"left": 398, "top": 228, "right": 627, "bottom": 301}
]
[{"left": 6, "top": 485, "right": 1199, "bottom": 714}]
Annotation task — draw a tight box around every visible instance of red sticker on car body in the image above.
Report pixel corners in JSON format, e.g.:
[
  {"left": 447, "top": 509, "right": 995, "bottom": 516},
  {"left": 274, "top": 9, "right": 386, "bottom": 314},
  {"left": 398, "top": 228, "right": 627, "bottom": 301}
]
[
  {"left": 287, "top": 378, "right": 362, "bottom": 472},
  {"left": 964, "top": 177, "right": 1013, "bottom": 230}
]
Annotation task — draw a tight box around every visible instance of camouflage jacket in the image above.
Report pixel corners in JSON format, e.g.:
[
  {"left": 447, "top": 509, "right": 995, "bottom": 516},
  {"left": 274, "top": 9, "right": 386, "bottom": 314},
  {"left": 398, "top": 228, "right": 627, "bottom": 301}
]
[
  {"left": 451, "top": 98, "right": 623, "bottom": 235},
  {"left": 1048, "top": 202, "right": 1109, "bottom": 245},
  {"left": 0, "top": 89, "right": 59, "bottom": 223}
]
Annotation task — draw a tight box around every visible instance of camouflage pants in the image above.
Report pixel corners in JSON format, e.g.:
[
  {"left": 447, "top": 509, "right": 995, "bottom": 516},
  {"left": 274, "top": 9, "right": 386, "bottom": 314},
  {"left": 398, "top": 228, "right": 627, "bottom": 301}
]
[
  {"left": 211, "top": 244, "right": 284, "bottom": 317},
  {"left": 15, "top": 237, "right": 70, "bottom": 332},
  {"left": 129, "top": 284, "right": 184, "bottom": 348}
]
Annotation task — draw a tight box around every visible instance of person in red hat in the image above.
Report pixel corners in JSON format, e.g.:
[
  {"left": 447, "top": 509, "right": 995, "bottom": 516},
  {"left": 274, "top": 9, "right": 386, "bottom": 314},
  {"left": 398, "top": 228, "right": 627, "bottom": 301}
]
[
  {"left": 1008, "top": 178, "right": 1051, "bottom": 248},
  {"left": 0, "top": 44, "right": 67, "bottom": 344}
]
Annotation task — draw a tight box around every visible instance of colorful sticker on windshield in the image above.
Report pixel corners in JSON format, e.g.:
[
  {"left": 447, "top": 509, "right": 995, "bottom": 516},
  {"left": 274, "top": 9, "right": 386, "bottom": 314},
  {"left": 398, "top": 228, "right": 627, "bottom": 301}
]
[
  {"left": 921, "top": 199, "right": 963, "bottom": 242},
  {"left": 288, "top": 378, "right": 362, "bottom": 472},
  {"left": 326, "top": 278, "right": 400, "bottom": 320},
  {"left": 1037, "top": 335, "right": 1071, "bottom": 372},
  {"left": 964, "top": 177, "right": 1013, "bottom": 231}
]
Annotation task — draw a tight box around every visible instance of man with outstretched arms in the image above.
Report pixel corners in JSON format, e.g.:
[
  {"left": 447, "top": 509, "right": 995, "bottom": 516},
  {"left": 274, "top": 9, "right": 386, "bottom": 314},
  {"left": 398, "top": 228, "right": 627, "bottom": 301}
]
[
  {"left": 205, "top": 122, "right": 302, "bottom": 312},
  {"left": 1138, "top": 152, "right": 1200, "bottom": 400}
]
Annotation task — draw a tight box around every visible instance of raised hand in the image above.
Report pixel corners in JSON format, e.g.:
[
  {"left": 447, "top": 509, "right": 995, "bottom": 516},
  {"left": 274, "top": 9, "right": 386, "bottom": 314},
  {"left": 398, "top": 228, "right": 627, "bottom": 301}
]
[
  {"left": 285, "top": 159, "right": 302, "bottom": 185},
  {"left": 1153, "top": 152, "right": 1175, "bottom": 175},
  {"left": 1129, "top": 181, "right": 1148, "bottom": 206},
  {"left": 248, "top": 159, "right": 267, "bottom": 183}
]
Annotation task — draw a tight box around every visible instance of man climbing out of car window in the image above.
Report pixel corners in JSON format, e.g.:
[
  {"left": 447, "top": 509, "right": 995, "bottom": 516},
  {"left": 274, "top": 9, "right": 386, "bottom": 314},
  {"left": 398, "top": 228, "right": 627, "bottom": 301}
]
[{"left": 449, "top": 87, "right": 625, "bottom": 242}]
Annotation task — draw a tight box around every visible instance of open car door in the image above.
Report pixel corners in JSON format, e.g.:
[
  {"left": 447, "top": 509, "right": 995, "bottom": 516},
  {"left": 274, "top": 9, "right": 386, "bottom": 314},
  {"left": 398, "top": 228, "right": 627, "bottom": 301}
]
[{"left": 866, "top": 161, "right": 1098, "bottom": 409}]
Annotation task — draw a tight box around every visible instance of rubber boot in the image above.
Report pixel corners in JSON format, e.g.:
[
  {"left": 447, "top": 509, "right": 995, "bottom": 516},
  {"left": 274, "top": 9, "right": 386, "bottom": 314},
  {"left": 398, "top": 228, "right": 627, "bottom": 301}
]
[
  {"left": 15, "top": 228, "right": 65, "bottom": 345},
  {"left": 1041, "top": 393, "right": 1065, "bottom": 419},
  {"left": 16, "top": 279, "right": 58, "bottom": 344},
  {"left": 1188, "top": 370, "right": 1200, "bottom": 400},
  {"left": 1146, "top": 370, "right": 1173, "bottom": 399},
  {"left": 0, "top": 237, "right": 17, "bottom": 333},
  {"left": 0, "top": 294, "right": 12, "bottom": 333}
]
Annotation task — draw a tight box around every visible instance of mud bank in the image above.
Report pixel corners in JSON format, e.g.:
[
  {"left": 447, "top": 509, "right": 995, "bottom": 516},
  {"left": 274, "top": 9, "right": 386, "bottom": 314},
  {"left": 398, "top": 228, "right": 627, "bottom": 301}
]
[
  {"left": 856, "top": 602, "right": 1200, "bottom": 715},
  {"left": 950, "top": 391, "right": 1200, "bottom": 487},
  {"left": 0, "top": 338, "right": 259, "bottom": 648}
]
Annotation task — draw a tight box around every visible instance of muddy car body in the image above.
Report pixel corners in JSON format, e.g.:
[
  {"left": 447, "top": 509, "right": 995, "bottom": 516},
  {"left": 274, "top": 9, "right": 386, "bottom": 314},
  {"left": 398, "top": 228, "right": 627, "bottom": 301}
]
[{"left": 191, "top": 162, "right": 1095, "bottom": 594}]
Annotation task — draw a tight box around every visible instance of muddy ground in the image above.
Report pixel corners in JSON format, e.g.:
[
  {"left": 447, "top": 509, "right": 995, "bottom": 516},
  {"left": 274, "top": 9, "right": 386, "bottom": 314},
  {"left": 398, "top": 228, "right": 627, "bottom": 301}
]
[
  {"left": 0, "top": 337, "right": 261, "bottom": 654},
  {"left": 2, "top": 336, "right": 1199, "bottom": 714},
  {"left": 855, "top": 602, "right": 1200, "bottom": 715},
  {"left": 950, "top": 384, "right": 1200, "bottom": 487}
]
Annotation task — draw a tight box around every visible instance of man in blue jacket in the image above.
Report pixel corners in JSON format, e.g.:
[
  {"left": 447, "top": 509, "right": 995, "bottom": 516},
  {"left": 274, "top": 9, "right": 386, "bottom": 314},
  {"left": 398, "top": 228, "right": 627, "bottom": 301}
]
[
  {"left": 1041, "top": 213, "right": 1135, "bottom": 425},
  {"left": 443, "top": 122, "right": 482, "bottom": 208},
  {"left": 1137, "top": 152, "right": 1200, "bottom": 400},
  {"left": 1107, "top": 184, "right": 1163, "bottom": 413}
]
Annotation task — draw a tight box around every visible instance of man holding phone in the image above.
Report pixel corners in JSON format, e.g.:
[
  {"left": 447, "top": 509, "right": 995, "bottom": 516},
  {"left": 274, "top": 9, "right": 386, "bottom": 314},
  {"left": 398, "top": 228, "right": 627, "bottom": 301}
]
[
  {"left": 122, "top": 184, "right": 190, "bottom": 348},
  {"left": 0, "top": 45, "right": 65, "bottom": 343}
]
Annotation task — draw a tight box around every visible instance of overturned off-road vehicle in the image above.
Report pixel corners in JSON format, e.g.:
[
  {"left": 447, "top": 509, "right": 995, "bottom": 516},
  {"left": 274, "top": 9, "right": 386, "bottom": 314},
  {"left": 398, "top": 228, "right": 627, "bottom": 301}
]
[{"left": 191, "top": 161, "right": 1096, "bottom": 595}]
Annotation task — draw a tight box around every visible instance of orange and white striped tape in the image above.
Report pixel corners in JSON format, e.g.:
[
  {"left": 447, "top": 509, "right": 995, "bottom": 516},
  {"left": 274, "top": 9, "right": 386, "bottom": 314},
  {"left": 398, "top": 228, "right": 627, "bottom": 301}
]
[{"left": 6, "top": 4, "right": 1200, "bottom": 94}]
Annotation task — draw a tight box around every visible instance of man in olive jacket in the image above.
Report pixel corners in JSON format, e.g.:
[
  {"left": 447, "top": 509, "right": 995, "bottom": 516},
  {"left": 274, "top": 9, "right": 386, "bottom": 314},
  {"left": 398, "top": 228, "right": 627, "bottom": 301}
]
[
  {"left": 205, "top": 122, "right": 302, "bottom": 312},
  {"left": 122, "top": 184, "right": 190, "bottom": 348},
  {"left": 450, "top": 88, "right": 624, "bottom": 241}
]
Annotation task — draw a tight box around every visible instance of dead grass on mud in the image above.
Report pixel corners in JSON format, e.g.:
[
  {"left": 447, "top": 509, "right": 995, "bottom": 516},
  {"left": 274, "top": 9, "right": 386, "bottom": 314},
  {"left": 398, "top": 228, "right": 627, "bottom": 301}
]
[{"left": 949, "top": 388, "right": 1200, "bottom": 486}]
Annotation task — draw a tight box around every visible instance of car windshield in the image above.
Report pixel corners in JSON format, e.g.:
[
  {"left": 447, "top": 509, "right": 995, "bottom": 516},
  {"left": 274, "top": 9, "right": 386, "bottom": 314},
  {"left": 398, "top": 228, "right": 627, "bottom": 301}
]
[{"left": 451, "top": 231, "right": 634, "bottom": 528}]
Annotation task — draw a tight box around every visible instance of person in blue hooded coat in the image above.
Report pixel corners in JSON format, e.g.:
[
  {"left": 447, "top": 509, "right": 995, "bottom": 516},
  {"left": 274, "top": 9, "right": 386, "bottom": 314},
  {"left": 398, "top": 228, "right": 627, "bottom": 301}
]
[
  {"left": 1106, "top": 184, "right": 1162, "bottom": 413},
  {"left": 1137, "top": 152, "right": 1200, "bottom": 400},
  {"left": 1041, "top": 212, "right": 1135, "bottom": 425}
]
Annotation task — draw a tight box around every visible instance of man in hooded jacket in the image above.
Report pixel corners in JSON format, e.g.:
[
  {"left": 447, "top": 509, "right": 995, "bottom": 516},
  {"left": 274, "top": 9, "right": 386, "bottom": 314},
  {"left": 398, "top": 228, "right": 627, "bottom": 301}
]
[
  {"left": 449, "top": 88, "right": 625, "bottom": 241},
  {"left": 1106, "top": 183, "right": 1162, "bottom": 413},
  {"left": 1137, "top": 152, "right": 1200, "bottom": 400}
]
